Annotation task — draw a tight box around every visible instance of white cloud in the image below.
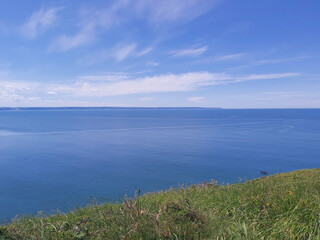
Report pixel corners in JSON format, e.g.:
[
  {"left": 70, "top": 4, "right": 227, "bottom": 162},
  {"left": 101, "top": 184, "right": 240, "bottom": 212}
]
[
  {"left": 146, "top": 61, "right": 159, "bottom": 66},
  {"left": 47, "top": 72, "right": 299, "bottom": 97},
  {"left": 139, "top": 97, "right": 153, "bottom": 101},
  {"left": 0, "top": 80, "right": 40, "bottom": 104},
  {"left": 47, "top": 85, "right": 76, "bottom": 94},
  {"left": 48, "top": 1, "right": 130, "bottom": 52},
  {"left": 236, "top": 73, "right": 300, "bottom": 82},
  {"left": 77, "top": 49, "right": 110, "bottom": 66},
  {"left": 48, "top": 24, "right": 95, "bottom": 51},
  {"left": 49, "top": 0, "right": 219, "bottom": 51},
  {"left": 78, "top": 45, "right": 150, "bottom": 65},
  {"left": 228, "top": 56, "right": 308, "bottom": 70},
  {"left": 0, "top": 81, "right": 36, "bottom": 92},
  {"left": 20, "top": 7, "right": 63, "bottom": 39},
  {"left": 113, "top": 43, "right": 137, "bottom": 61},
  {"left": 0, "top": 71, "right": 300, "bottom": 106},
  {"left": 188, "top": 97, "right": 205, "bottom": 102},
  {"left": 136, "top": 47, "right": 153, "bottom": 56},
  {"left": 73, "top": 72, "right": 225, "bottom": 96},
  {"left": 257, "top": 56, "right": 307, "bottom": 65},
  {"left": 188, "top": 52, "right": 248, "bottom": 65},
  {"left": 171, "top": 46, "right": 208, "bottom": 57},
  {"left": 217, "top": 53, "right": 245, "bottom": 61},
  {"left": 78, "top": 73, "right": 129, "bottom": 82},
  {"left": 46, "top": 91, "right": 57, "bottom": 95},
  {"left": 134, "top": 0, "right": 219, "bottom": 25}
]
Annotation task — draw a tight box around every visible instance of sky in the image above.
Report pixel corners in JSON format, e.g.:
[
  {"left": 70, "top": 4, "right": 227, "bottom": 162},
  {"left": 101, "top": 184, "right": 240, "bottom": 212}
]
[{"left": 0, "top": 0, "right": 319, "bottom": 108}]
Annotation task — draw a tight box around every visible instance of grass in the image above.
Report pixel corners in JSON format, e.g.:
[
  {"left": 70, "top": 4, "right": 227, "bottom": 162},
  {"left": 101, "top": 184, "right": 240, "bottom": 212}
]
[{"left": 0, "top": 168, "right": 319, "bottom": 239}]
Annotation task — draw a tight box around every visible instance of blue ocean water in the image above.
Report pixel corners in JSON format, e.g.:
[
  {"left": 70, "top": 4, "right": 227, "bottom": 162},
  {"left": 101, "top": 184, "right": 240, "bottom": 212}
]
[{"left": 0, "top": 108, "right": 319, "bottom": 221}]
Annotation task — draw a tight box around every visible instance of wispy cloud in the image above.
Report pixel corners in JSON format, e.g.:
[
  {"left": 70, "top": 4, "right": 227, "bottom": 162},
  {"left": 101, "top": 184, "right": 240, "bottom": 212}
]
[
  {"left": 49, "top": 0, "right": 219, "bottom": 51},
  {"left": 139, "top": 97, "right": 153, "bottom": 101},
  {"left": 46, "top": 72, "right": 300, "bottom": 97},
  {"left": 0, "top": 71, "right": 301, "bottom": 106},
  {"left": 234, "top": 73, "right": 300, "bottom": 82},
  {"left": 78, "top": 73, "right": 129, "bottom": 82},
  {"left": 48, "top": 24, "right": 95, "bottom": 52},
  {"left": 20, "top": 7, "right": 63, "bottom": 39},
  {"left": 46, "top": 91, "right": 57, "bottom": 95},
  {"left": 134, "top": 0, "right": 219, "bottom": 25},
  {"left": 228, "top": 56, "right": 308, "bottom": 70},
  {"left": 48, "top": 1, "right": 127, "bottom": 51},
  {"left": 256, "top": 56, "right": 308, "bottom": 65},
  {"left": 217, "top": 53, "right": 245, "bottom": 61},
  {"left": 76, "top": 49, "right": 110, "bottom": 66},
  {"left": 78, "top": 44, "right": 151, "bottom": 65},
  {"left": 72, "top": 72, "right": 227, "bottom": 96},
  {"left": 188, "top": 97, "right": 205, "bottom": 102},
  {"left": 171, "top": 46, "right": 208, "bottom": 57},
  {"left": 48, "top": 0, "right": 132, "bottom": 52},
  {"left": 146, "top": 61, "right": 159, "bottom": 66},
  {"left": 136, "top": 47, "right": 153, "bottom": 56},
  {"left": 0, "top": 80, "right": 40, "bottom": 104},
  {"left": 113, "top": 43, "right": 137, "bottom": 62},
  {"left": 188, "top": 52, "right": 247, "bottom": 65},
  {"left": 77, "top": 71, "right": 152, "bottom": 82},
  {"left": 45, "top": 84, "right": 75, "bottom": 95}
]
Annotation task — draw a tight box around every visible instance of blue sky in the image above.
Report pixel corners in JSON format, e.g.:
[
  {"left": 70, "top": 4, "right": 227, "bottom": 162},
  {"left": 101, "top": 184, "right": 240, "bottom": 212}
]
[{"left": 0, "top": 0, "right": 319, "bottom": 108}]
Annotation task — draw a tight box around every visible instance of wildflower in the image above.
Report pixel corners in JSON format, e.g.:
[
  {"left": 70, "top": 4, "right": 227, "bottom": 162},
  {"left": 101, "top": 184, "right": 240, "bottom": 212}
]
[{"left": 266, "top": 202, "right": 270, "bottom": 206}]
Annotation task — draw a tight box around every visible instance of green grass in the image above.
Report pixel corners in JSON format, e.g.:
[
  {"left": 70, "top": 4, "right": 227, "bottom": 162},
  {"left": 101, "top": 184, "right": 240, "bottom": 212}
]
[{"left": 1, "top": 169, "right": 319, "bottom": 239}]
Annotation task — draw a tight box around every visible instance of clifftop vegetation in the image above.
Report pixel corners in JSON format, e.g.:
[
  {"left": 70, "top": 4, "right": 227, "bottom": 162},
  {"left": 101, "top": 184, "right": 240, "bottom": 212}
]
[{"left": 1, "top": 169, "right": 319, "bottom": 239}]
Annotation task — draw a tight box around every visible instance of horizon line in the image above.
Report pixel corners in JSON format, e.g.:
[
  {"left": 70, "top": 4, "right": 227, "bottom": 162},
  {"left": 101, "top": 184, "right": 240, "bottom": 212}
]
[{"left": 1, "top": 107, "right": 320, "bottom": 110}]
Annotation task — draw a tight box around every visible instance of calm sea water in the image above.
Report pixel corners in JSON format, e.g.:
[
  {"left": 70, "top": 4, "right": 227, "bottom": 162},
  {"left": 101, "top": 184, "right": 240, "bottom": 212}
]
[{"left": 0, "top": 108, "right": 319, "bottom": 220}]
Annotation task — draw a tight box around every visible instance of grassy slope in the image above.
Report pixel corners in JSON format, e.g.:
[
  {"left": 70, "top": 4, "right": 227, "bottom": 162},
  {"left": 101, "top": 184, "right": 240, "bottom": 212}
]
[{"left": 0, "top": 169, "right": 319, "bottom": 240}]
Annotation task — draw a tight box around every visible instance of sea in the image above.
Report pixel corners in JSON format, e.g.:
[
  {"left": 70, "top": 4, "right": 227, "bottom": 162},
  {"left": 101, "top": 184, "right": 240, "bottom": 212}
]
[{"left": 0, "top": 108, "right": 319, "bottom": 221}]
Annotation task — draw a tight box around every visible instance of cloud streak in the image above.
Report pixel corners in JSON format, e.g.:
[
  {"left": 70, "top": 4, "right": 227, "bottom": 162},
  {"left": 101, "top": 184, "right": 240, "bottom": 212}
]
[
  {"left": 0, "top": 80, "right": 40, "bottom": 104},
  {"left": 228, "top": 56, "right": 308, "bottom": 70},
  {"left": 0, "top": 71, "right": 301, "bottom": 106},
  {"left": 20, "top": 7, "right": 63, "bottom": 39},
  {"left": 134, "top": 0, "right": 219, "bottom": 25},
  {"left": 188, "top": 97, "right": 205, "bottom": 102},
  {"left": 46, "top": 72, "right": 300, "bottom": 97},
  {"left": 113, "top": 43, "right": 137, "bottom": 61},
  {"left": 171, "top": 46, "right": 208, "bottom": 57},
  {"left": 48, "top": 24, "right": 95, "bottom": 51},
  {"left": 217, "top": 53, "right": 245, "bottom": 61},
  {"left": 136, "top": 47, "right": 153, "bottom": 56},
  {"left": 48, "top": 1, "right": 125, "bottom": 51},
  {"left": 49, "top": 0, "right": 219, "bottom": 51}
]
